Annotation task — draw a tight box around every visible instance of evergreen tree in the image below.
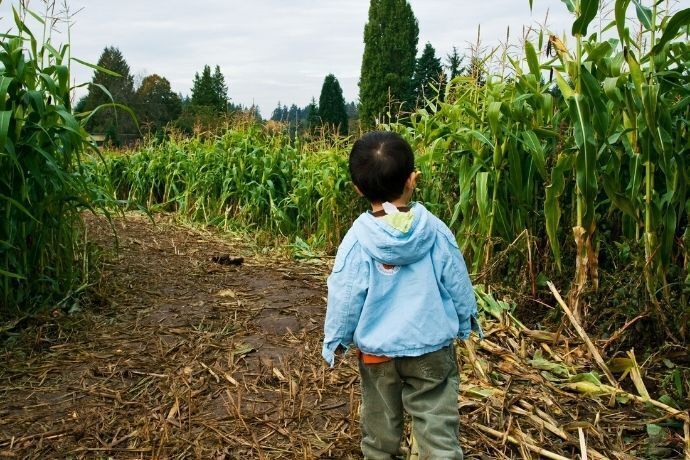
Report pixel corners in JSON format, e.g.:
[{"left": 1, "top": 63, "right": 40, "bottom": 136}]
[
  {"left": 82, "top": 46, "right": 137, "bottom": 144},
  {"left": 191, "top": 65, "right": 215, "bottom": 109},
  {"left": 270, "top": 101, "right": 285, "bottom": 121},
  {"left": 446, "top": 46, "right": 465, "bottom": 80},
  {"left": 288, "top": 104, "right": 300, "bottom": 125},
  {"left": 134, "top": 74, "right": 182, "bottom": 134},
  {"left": 191, "top": 64, "right": 227, "bottom": 112},
  {"left": 411, "top": 42, "right": 444, "bottom": 106},
  {"left": 345, "top": 101, "right": 359, "bottom": 119},
  {"left": 358, "top": 0, "right": 418, "bottom": 127},
  {"left": 212, "top": 65, "right": 228, "bottom": 111},
  {"left": 305, "top": 98, "right": 320, "bottom": 130},
  {"left": 74, "top": 95, "right": 87, "bottom": 113},
  {"left": 318, "top": 74, "right": 348, "bottom": 135}
]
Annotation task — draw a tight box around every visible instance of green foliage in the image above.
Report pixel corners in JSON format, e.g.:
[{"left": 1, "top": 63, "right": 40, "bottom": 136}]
[
  {"left": 412, "top": 42, "right": 445, "bottom": 106},
  {"left": 93, "top": 0, "right": 690, "bottom": 339},
  {"left": 134, "top": 74, "right": 182, "bottom": 135},
  {"left": 191, "top": 64, "right": 227, "bottom": 112},
  {"left": 0, "top": 7, "right": 110, "bottom": 314},
  {"left": 358, "top": 0, "right": 418, "bottom": 127},
  {"left": 305, "top": 98, "right": 320, "bottom": 131},
  {"left": 318, "top": 74, "right": 348, "bottom": 135},
  {"left": 81, "top": 46, "right": 137, "bottom": 145},
  {"left": 101, "top": 127, "right": 360, "bottom": 251},
  {"left": 445, "top": 46, "right": 465, "bottom": 80}
]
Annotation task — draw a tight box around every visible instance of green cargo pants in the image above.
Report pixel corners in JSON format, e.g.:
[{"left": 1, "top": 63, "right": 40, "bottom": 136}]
[{"left": 358, "top": 345, "right": 463, "bottom": 460}]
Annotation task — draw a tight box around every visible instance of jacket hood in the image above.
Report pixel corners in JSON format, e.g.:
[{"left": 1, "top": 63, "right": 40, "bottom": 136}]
[{"left": 352, "top": 202, "right": 437, "bottom": 266}]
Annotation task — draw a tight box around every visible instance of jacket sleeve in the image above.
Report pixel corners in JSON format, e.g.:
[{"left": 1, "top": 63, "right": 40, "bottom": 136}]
[
  {"left": 322, "top": 236, "right": 369, "bottom": 367},
  {"left": 437, "top": 229, "right": 483, "bottom": 340}
]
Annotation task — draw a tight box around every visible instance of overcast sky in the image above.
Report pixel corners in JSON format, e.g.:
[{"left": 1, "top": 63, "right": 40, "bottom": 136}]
[{"left": 2, "top": 1, "right": 578, "bottom": 116}]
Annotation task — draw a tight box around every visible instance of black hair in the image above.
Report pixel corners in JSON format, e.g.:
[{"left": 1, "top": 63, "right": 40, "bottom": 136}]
[{"left": 348, "top": 131, "right": 415, "bottom": 203}]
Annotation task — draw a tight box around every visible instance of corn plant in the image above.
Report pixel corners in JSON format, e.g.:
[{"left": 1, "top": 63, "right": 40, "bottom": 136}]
[
  {"left": 95, "top": 0, "right": 689, "bottom": 335},
  {"left": 103, "top": 125, "right": 361, "bottom": 252},
  {"left": 0, "top": 3, "right": 112, "bottom": 312}
]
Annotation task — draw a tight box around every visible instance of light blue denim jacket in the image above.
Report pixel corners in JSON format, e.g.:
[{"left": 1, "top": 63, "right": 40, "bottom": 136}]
[{"left": 322, "top": 202, "right": 481, "bottom": 366}]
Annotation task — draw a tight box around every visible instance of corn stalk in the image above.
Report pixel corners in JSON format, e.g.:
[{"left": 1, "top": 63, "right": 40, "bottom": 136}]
[{"left": 0, "top": 3, "right": 115, "bottom": 312}]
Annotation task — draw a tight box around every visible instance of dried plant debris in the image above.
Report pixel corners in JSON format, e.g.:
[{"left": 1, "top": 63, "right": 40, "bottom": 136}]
[{"left": 1, "top": 213, "right": 688, "bottom": 459}]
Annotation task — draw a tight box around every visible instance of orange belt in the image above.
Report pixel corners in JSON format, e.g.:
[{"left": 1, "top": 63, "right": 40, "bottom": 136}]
[{"left": 356, "top": 349, "right": 392, "bottom": 364}]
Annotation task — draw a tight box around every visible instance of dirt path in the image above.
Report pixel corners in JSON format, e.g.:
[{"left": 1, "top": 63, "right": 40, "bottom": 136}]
[
  {"left": 1, "top": 214, "right": 359, "bottom": 458},
  {"left": 2, "top": 214, "right": 687, "bottom": 459}
]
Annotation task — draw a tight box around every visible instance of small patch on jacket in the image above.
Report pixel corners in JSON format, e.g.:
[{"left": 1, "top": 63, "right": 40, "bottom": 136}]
[{"left": 375, "top": 262, "right": 400, "bottom": 276}]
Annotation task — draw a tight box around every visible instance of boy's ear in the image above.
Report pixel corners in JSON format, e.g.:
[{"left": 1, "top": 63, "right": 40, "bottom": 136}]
[
  {"left": 353, "top": 184, "right": 364, "bottom": 197},
  {"left": 407, "top": 171, "right": 420, "bottom": 190}
]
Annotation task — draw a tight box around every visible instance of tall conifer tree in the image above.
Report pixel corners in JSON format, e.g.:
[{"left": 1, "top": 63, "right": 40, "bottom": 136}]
[
  {"left": 411, "top": 42, "right": 444, "bottom": 106},
  {"left": 305, "top": 98, "right": 320, "bottom": 130},
  {"left": 446, "top": 46, "right": 464, "bottom": 80},
  {"left": 191, "top": 65, "right": 228, "bottom": 112},
  {"left": 358, "top": 0, "right": 418, "bottom": 127},
  {"left": 318, "top": 74, "right": 348, "bottom": 135},
  {"left": 82, "top": 46, "right": 137, "bottom": 143},
  {"left": 212, "top": 65, "right": 228, "bottom": 111}
]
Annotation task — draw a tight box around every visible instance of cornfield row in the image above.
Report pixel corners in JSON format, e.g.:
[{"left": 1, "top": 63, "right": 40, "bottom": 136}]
[
  {"left": 0, "top": 6, "right": 112, "bottom": 313},
  {"left": 97, "top": 1, "right": 689, "bottom": 334},
  {"left": 98, "top": 125, "right": 360, "bottom": 251},
  {"left": 396, "top": 0, "right": 690, "bottom": 319}
]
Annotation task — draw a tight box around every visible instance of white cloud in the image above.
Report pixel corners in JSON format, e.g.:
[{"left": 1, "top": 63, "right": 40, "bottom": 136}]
[{"left": 1, "top": 0, "right": 575, "bottom": 116}]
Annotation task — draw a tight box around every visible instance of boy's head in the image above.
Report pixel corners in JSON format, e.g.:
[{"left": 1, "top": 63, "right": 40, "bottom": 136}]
[{"left": 349, "top": 131, "right": 416, "bottom": 203}]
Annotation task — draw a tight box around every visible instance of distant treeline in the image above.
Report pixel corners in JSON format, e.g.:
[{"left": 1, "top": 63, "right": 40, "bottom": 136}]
[{"left": 77, "top": 0, "right": 482, "bottom": 144}]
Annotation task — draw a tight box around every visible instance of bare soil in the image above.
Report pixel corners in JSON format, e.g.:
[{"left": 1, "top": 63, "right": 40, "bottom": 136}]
[{"left": 1, "top": 213, "right": 688, "bottom": 459}]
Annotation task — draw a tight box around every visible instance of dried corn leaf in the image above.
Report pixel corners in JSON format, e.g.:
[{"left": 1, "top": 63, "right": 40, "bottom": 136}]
[
  {"left": 460, "top": 384, "right": 500, "bottom": 399},
  {"left": 626, "top": 350, "right": 650, "bottom": 400},
  {"left": 529, "top": 350, "right": 571, "bottom": 377},
  {"left": 608, "top": 357, "right": 633, "bottom": 375}
]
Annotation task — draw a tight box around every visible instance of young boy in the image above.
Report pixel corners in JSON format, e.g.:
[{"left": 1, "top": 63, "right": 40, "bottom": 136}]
[{"left": 322, "top": 131, "right": 481, "bottom": 460}]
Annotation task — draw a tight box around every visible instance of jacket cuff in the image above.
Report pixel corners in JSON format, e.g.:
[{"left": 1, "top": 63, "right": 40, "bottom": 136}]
[
  {"left": 458, "top": 314, "right": 483, "bottom": 340},
  {"left": 322, "top": 340, "right": 344, "bottom": 367}
]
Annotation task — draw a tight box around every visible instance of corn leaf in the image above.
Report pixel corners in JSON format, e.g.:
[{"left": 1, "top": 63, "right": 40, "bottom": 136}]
[
  {"left": 544, "top": 154, "right": 574, "bottom": 270},
  {"left": 555, "top": 70, "right": 574, "bottom": 99},
  {"left": 632, "top": 0, "right": 653, "bottom": 30},
  {"left": 0, "top": 267, "right": 25, "bottom": 280},
  {"left": 0, "top": 75, "right": 12, "bottom": 103},
  {"left": 0, "top": 110, "right": 11, "bottom": 149},
  {"left": 524, "top": 41, "right": 540, "bottom": 78},
  {"left": 651, "top": 8, "right": 690, "bottom": 54},
  {"left": 585, "top": 41, "right": 613, "bottom": 62},
  {"left": 521, "top": 131, "right": 547, "bottom": 179},
  {"left": 561, "top": 0, "right": 576, "bottom": 13},
  {"left": 572, "top": 0, "right": 600, "bottom": 36},
  {"left": 569, "top": 94, "right": 598, "bottom": 230},
  {"left": 0, "top": 193, "right": 38, "bottom": 222},
  {"left": 602, "top": 173, "right": 640, "bottom": 223},
  {"left": 476, "top": 172, "right": 490, "bottom": 228},
  {"left": 529, "top": 350, "right": 571, "bottom": 377},
  {"left": 615, "top": 0, "right": 632, "bottom": 45},
  {"left": 71, "top": 57, "right": 122, "bottom": 77},
  {"left": 580, "top": 67, "right": 609, "bottom": 138},
  {"left": 461, "top": 384, "right": 498, "bottom": 399},
  {"left": 608, "top": 357, "right": 634, "bottom": 373},
  {"left": 487, "top": 102, "right": 502, "bottom": 136},
  {"left": 625, "top": 50, "right": 644, "bottom": 97}
]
